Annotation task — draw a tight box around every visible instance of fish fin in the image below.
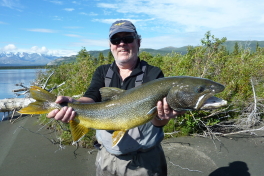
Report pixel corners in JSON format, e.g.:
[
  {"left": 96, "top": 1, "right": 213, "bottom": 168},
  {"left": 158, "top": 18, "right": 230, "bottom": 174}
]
[
  {"left": 30, "top": 86, "right": 57, "bottom": 102},
  {"left": 18, "top": 86, "right": 57, "bottom": 114},
  {"left": 147, "top": 106, "right": 158, "bottom": 116},
  {"left": 99, "top": 87, "right": 125, "bottom": 101},
  {"left": 69, "top": 119, "right": 89, "bottom": 144},
  {"left": 18, "top": 101, "right": 50, "bottom": 114},
  {"left": 112, "top": 130, "right": 127, "bottom": 147}
]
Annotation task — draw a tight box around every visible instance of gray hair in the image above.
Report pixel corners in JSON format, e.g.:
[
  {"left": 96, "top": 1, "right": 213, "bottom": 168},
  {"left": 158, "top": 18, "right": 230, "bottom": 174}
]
[{"left": 135, "top": 34, "right": 142, "bottom": 44}]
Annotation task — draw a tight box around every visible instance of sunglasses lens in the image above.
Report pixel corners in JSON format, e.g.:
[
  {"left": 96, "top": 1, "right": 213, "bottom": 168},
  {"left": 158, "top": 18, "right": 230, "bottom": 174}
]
[
  {"left": 110, "top": 36, "right": 135, "bottom": 45},
  {"left": 110, "top": 38, "right": 121, "bottom": 45},
  {"left": 123, "top": 36, "right": 134, "bottom": 43}
]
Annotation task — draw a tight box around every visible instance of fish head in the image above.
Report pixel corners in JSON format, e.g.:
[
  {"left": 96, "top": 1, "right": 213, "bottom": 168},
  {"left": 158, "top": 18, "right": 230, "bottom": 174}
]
[{"left": 166, "top": 77, "right": 226, "bottom": 111}]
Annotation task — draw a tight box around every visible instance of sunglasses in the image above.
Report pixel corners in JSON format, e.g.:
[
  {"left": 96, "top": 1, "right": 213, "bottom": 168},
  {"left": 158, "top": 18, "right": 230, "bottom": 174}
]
[{"left": 110, "top": 36, "right": 136, "bottom": 45}]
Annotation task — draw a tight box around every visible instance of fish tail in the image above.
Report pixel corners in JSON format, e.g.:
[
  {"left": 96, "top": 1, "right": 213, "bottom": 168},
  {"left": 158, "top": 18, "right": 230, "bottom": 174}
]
[
  {"left": 18, "top": 86, "right": 57, "bottom": 114},
  {"left": 70, "top": 119, "right": 89, "bottom": 144}
]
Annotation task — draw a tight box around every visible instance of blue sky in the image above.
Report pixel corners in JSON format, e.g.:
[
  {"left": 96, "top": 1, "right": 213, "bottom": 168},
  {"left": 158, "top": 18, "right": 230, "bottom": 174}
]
[{"left": 1, "top": 0, "right": 264, "bottom": 56}]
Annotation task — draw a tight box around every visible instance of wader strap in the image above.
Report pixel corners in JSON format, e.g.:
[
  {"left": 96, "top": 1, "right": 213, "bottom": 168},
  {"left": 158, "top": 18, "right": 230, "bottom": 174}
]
[
  {"left": 104, "top": 62, "right": 146, "bottom": 87},
  {"left": 105, "top": 63, "right": 114, "bottom": 87},
  {"left": 134, "top": 64, "right": 146, "bottom": 87}
]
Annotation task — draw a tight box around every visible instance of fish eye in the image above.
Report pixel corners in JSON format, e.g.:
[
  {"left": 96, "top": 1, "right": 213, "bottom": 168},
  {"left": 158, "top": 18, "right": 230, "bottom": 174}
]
[{"left": 196, "top": 86, "right": 205, "bottom": 93}]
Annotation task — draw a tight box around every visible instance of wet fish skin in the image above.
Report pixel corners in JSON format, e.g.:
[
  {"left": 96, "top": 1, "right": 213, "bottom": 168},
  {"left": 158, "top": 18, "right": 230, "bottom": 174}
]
[{"left": 18, "top": 76, "right": 227, "bottom": 146}]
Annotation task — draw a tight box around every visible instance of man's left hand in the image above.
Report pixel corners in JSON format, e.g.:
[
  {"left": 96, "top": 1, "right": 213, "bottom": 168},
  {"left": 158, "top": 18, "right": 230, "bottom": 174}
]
[{"left": 156, "top": 98, "right": 185, "bottom": 120}]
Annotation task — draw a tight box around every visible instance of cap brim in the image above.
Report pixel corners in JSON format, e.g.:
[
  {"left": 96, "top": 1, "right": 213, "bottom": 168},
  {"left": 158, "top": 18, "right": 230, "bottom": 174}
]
[{"left": 109, "top": 28, "right": 135, "bottom": 38}]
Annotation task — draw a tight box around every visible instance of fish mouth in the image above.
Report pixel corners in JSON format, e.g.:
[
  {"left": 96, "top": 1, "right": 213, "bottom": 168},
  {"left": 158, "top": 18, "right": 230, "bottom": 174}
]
[
  {"left": 200, "top": 96, "right": 227, "bottom": 110},
  {"left": 195, "top": 91, "right": 227, "bottom": 110}
]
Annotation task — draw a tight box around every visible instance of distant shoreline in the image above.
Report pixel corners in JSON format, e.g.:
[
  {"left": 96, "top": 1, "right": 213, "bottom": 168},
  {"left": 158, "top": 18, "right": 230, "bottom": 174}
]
[{"left": 0, "top": 65, "right": 55, "bottom": 69}]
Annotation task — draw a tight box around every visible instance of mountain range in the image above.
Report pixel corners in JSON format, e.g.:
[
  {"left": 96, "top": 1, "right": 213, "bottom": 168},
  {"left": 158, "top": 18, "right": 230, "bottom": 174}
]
[
  {"left": 0, "top": 52, "right": 59, "bottom": 66},
  {"left": 1, "top": 41, "right": 263, "bottom": 66}
]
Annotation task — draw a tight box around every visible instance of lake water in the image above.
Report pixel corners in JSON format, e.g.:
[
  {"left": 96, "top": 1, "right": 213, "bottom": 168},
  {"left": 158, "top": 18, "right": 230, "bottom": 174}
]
[{"left": 0, "top": 69, "right": 44, "bottom": 120}]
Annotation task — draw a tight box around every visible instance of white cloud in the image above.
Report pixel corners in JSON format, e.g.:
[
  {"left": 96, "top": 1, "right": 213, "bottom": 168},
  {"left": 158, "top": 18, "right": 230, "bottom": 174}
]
[
  {"left": 64, "top": 34, "right": 81, "bottom": 38},
  {"left": 96, "top": 0, "right": 264, "bottom": 34},
  {"left": 93, "top": 18, "right": 153, "bottom": 25},
  {"left": 97, "top": 3, "right": 117, "bottom": 9},
  {"left": 1, "top": 0, "right": 24, "bottom": 11},
  {"left": 3, "top": 44, "right": 17, "bottom": 52},
  {"left": 64, "top": 8, "right": 75, "bottom": 11},
  {"left": 47, "top": 49, "right": 77, "bottom": 56},
  {"left": 72, "top": 1, "right": 81, "bottom": 5},
  {"left": 31, "top": 46, "right": 49, "bottom": 54},
  {"left": 50, "top": 1, "right": 63, "bottom": 5},
  {"left": 71, "top": 38, "right": 109, "bottom": 48},
  {"left": 64, "top": 26, "right": 82, "bottom": 29},
  {"left": 53, "top": 16, "right": 63, "bottom": 21},
  {"left": 141, "top": 35, "right": 202, "bottom": 49},
  {"left": 93, "top": 19, "right": 118, "bottom": 24},
  {"left": 30, "top": 47, "right": 77, "bottom": 57},
  {"left": 0, "top": 21, "right": 8, "bottom": 24},
  {"left": 26, "top": 28, "right": 57, "bottom": 33},
  {"left": 0, "top": 44, "right": 77, "bottom": 57},
  {"left": 79, "top": 12, "right": 98, "bottom": 16},
  {"left": 260, "top": 15, "right": 264, "bottom": 23}
]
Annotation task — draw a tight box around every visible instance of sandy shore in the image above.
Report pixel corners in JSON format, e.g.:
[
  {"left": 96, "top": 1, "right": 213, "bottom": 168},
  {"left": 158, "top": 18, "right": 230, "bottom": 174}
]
[
  {"left": 0, "top": 115, "right": 96, "bottom": 176},
  {"left": 0, "top": 115, "right": 263, "bottom": 176}
]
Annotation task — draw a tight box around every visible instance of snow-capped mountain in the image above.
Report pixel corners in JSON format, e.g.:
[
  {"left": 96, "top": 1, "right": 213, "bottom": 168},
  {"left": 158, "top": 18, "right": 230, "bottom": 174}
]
[{"left": 0, "top": 52, "right": 59, "bottom": 66}]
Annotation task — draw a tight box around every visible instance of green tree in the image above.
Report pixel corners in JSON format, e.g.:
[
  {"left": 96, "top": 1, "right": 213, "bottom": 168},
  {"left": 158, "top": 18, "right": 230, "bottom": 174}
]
[
  {"left": 107, "top": 51, "right": 114, "bottom": 64},
  {"left": 256, "top": 42, "right": 260, "bottom": 52},
  {"left": 233, "top": 42, "right": 239, "bottom": 55},
  {"left": 139, "top": 51, "right": 153, "bottom": 62},
  {"left": 98, "top": 52, "right": 104, "bottom": 65},
  {"left": 76, "top": 47, "right": 90, "bottom": 62},
  {"left": 201, "top": 31, "right": 227, "bottom": 53}
]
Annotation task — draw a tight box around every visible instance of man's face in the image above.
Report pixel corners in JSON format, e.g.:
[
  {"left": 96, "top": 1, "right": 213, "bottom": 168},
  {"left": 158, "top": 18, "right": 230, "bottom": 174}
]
[{"left": 110, "top": 32, "right": 140, "bottom": 66}]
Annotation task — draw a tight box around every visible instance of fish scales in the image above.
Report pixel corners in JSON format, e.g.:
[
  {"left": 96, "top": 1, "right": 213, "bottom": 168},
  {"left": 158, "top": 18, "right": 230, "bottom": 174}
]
[{"left": 69, "top": 79, "right": 172, "bottom": 129}]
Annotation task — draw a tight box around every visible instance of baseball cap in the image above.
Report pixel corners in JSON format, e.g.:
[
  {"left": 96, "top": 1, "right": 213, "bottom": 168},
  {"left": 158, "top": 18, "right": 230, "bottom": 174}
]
[{"left": 109, "top": 20, "right": 137, "bottom": 39}]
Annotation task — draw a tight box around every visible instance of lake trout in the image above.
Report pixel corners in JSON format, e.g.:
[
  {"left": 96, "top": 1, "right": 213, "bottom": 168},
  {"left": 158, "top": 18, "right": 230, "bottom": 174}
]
[{"left": 18, "top": 76, "right": 227, "bottom": 146}]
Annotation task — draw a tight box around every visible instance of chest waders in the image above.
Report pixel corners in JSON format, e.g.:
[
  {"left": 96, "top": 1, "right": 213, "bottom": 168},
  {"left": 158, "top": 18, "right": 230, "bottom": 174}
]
[{"left": 94, "top": 62, "right": 146, "bottom": 150}]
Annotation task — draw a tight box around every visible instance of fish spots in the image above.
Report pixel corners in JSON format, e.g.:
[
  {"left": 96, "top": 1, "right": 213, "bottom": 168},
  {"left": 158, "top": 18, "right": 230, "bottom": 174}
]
[
  {"left": 175, "top": 83, "right": 189, "bottom": 90},
  {"left": 105, "top": 103, "right": 116, "bottom": 108}
]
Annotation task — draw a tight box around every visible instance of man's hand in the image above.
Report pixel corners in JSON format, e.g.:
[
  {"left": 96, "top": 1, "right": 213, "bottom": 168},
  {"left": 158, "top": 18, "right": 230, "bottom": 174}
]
[
  {"left": 157, "top": 98, "right": 185, "bottom": 120},
  {"left": 46, "top": 96, "right": 95, "bottom": 123},
  {"left": 152, "top": 98, "right": 185, "bottom": 126},
  {"left": 46, "top": 96, "right": 76, "bottom": 123}
]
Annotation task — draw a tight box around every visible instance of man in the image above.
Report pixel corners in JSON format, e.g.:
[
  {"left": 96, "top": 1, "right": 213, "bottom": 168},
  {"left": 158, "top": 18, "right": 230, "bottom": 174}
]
[{"left": 47, "top": 20, "right": 184, "bottom": 176}]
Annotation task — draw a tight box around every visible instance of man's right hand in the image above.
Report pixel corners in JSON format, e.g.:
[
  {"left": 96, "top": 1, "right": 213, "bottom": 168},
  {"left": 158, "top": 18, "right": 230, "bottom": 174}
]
[
  {"left": 46, "top": 96, "right": 95, "bottom": 123},
  {"left": 46, "top": 96, "right": 76, "bottom": 123}
]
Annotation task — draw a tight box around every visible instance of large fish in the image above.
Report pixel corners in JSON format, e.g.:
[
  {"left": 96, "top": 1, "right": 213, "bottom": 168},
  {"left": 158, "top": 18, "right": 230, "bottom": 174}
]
[{"left": 18, "top": 76, "right": 227, "bottom": 146}]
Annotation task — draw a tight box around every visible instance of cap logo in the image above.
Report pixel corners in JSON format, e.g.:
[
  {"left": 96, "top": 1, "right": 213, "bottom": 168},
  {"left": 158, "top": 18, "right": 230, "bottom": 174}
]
[{"left": 115, "top": 22, "right": 125, "bottom": 26}]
